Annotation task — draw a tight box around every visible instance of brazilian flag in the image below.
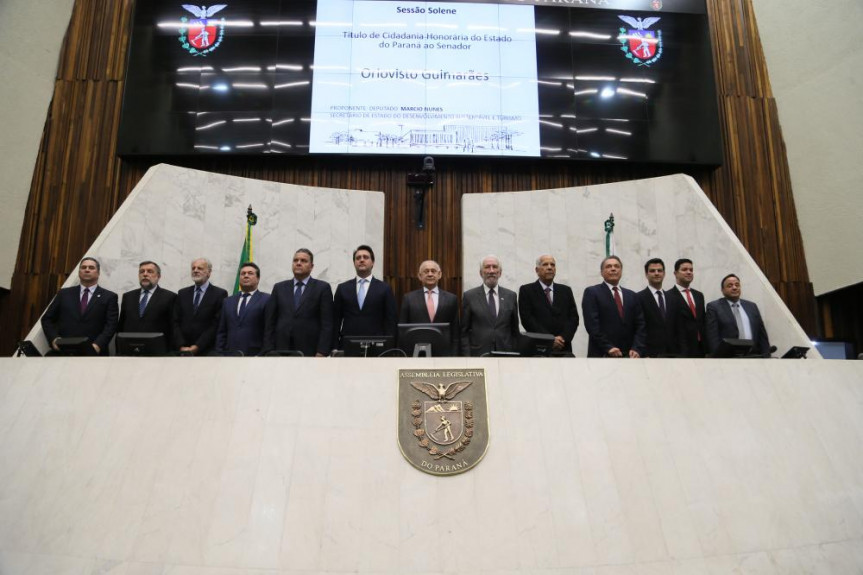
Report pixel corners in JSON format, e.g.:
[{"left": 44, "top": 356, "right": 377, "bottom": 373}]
[{"left": 233, "top": 206, "right": 258, "bottom": 294}]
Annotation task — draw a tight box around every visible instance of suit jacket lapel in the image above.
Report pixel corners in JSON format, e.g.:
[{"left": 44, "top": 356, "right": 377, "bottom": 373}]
[
  {"left": 298, "top": 280, "right": 310, "bottom": 312},
  {"left": 479, "top": 288, "right": 494, "bottom": 326},
  {"left": 75, "top": 288, "right": 86, "bottom": 319},
  {"left": 238, "top": 291, "right": 261, "bottom": 322},
  {"left": 246, "top": 291, "right": 260, "bottom": 317},
  {"left": 360, "top": 278, "right": 377, "bottom": 312},
  {"left": 417, "top": 291, "right": 431, "bottom": 322},
  {"left": 606, "top": 285, "right": 628, "bottom": 325},
  {"left": 601, "top": 285, "right": 619, "bottom": 321},
  {"left": 141, "top": 287, "right": 164, "bottom": 318},
  {"left": 440, "top": 292, "right": 454, "bottom": 319},
  {"left": 720, "top": 300, "right": 737, "bottom": 336},
  {"left": 494, "top": 289, "right": 509, "bottom": 327}
]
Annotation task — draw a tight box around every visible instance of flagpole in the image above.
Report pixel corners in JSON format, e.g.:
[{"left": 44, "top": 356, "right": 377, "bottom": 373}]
[
  {"left": 604, "top": 213, "right": 615, "bottom": 257},
  {"left": 233, "top": 205, "right": 258, "bottom": 294}
]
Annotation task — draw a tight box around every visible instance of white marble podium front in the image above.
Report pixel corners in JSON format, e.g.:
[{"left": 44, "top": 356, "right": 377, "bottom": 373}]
[{"left": 1, "top": 357, "right": 862, "bottom": 574}]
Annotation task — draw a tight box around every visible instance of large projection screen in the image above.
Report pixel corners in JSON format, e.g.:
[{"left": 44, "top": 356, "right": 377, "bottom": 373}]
[{"left": 118, "top": 0, "right": 721, "bottom": 165}]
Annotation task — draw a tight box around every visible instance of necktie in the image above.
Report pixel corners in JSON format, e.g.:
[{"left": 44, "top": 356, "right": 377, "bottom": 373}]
[
  {"left": 139, "top": 289, "right": 150, "bottom": 317},
  {"left": 684, "top": 288, "right": 697, "bottom": 317},
  {"left": 613, "top": 286, "right": 624, "bottom": 319},
  {"left": 656, "top": 290, "right": 666, "bottom": 317},
  {"left": 193, "top": 287, "right": 202, "bottom": 309},
  {"left": 294, "top": 281, "right": 304, "bottom": 305},
  {"left": 732, "top": 302, "right": 746, "bottom": 337},
  {"left": 357, "top": 279, "right": 367, "bottom": 309},
  {"left": 488, "top": 288, "right": 497, "bottom": 318},
  {"left": 239, "top": 292, "right": 249, "bottom": 317},
  {"left": 544, "top": 287, "right": 552, "bottom": 305},
  {"left": 80, "top": 288, "right": 90, "bottom": 314},
  {"left": 426, "top": 290, "right": 435, "bottom": 321}
]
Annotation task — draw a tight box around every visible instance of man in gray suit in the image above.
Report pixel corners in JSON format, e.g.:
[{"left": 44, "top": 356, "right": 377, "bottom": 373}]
[
  {"left": 460, "top": 255, "right": 520, "bottom": 356},
  {"left": 705, "top": 273, "right": 771, "bottom": 356},
  {"left": 399, "top": 259, "right": 460, "bottom": 355}
]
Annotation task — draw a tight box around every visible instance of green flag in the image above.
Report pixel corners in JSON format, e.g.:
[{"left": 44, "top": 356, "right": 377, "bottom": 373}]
[{"left": 233, "top": 205, "right": 258, "bottom": 294}]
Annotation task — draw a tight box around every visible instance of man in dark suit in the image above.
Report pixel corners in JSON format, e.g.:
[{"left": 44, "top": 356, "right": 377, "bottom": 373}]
[
  {"left": 118, "top": 260, "right": 177, "bottom": 351},
  {"left": 264, "top": 248, "right": 333, "bottom": 357},
  {"left": 636, "top": 258, "right": 676, "bottom": 357},
  {"left": 216, "top": 262, "right": 270, "bottom": 356},
  {"left": 399, "top": 259, "right": 460, "bottom": 355},
  {"left": 518, "top": 254, "right": 579, "bottom": 355},
  {"left": 172, "top": 257, "right": 228, "bottom": 355},
  {"left": 705, "top": 273, "right": 771, "bottom": 356},
  {"left": 582, "top": 255, "right": 646, "bottom": 358},
  {"left": 666, "top": 258, "right": 706, "bottom": 357},
  {"left": 461, "top": 255, "right": 520, "bottom": 356},
  {"left": 41, "top": 256, "right": 119, "bottom": 356},
  {"left": 333, "top": 245, "right": 397, "bottom": 351}
]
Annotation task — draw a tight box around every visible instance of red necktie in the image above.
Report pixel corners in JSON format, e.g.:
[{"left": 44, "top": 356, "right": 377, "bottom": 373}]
[
  {"left": 613, "top": 286, "right": 624, "bottom": 319},
  {"left": 685, "top": 288, "right": 701, "bottom": 341},
  {"left": 684, "top": 288, "right": 696, "bottom": 317}
]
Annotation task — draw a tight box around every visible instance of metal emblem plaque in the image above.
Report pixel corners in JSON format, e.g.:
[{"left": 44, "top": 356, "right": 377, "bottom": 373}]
[{"left": 398, "top": 369, "right": 489, "bottom": 476}]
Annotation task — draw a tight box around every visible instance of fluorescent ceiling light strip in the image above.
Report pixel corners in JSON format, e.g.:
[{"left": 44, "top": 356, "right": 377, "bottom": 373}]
[
  {"left": 196, "top": 120, "right": 226, "bottom": 131},
  {"left": 569, "top": 31, "right": 611, "bottom": 39}
]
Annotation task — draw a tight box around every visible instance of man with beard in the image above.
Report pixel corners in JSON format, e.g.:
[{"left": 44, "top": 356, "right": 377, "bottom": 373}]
[
  {"left": 118, "top": 260, "right": 176, "bottom": 352},
  {"left": 461, "top": 255, "right": 520, "bottom": 356},
  {"left": 172, "top": 257, "right": 228, "bottom": 355}
]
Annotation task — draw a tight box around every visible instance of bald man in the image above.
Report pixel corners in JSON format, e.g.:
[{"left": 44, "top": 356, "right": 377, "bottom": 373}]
[
  {"left": 399, "top": 260, "right": 460, "bottom": 355},
  {"left": 518, "top": 254, "right": 579, "bottom": 355}
]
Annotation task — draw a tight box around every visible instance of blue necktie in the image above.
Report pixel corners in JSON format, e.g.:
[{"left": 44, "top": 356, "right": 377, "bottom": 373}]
[
  {"left": 357, "top": 279, "right": 367, "bottom": 310},
  {"left": 294, "top": 281, "right": 304, "bottom": 304},
  {"left": 139, "top": 289, "right": 150, "bottom": 317},
  {"left": 193, "top": 287, "right": 202, "bottom": 309},
  {"left": 239, "top": 293, "right": 249, "bottom": 318}
]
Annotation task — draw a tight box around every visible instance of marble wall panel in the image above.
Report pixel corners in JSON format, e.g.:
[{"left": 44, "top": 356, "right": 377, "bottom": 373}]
[
  {"left": 23, "top": 164, "right": 385, "bottom": 354},
  {"left": 0, "top": 357, "right": 862, "bottom": 574},
  {"left": 462, "top": 175, "right": 815, "bottom": 358}
]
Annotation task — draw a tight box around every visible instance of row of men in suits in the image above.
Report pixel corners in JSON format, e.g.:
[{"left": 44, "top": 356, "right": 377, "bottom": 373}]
[
  {"left": 41, "top": 248, "right": 397, "bottom": 357},
  {"left": 462, "top": 254, "right": 771, "bottom": 358},
  {"left": 40, "top": 250, "right": 770, "bottom": 358},
  {"left": 591, "top": 256, "right": 771, "bottom": 358},
  {"left": 635, "top": 257, "right": 707, "bottom": 358},
  {"left": 41, "top": 249, "right": 547, "bottom": 357},
  {"left": 460, "top": 254, "right": 579, "bottom": 356}
]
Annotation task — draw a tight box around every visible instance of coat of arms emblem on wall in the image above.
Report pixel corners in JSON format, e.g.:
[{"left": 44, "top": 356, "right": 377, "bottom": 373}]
[{"left": 398, "top": 369, "right": 489, "bottom": 476}]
